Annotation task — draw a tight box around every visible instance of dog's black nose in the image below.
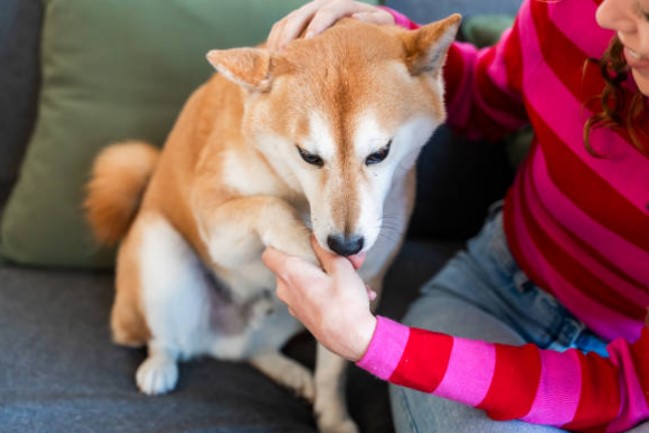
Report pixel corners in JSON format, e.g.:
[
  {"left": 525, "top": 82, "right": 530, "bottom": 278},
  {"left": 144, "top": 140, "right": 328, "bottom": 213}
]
[{"left": 326, "top": 234, "right": 364, "bottom": 257}]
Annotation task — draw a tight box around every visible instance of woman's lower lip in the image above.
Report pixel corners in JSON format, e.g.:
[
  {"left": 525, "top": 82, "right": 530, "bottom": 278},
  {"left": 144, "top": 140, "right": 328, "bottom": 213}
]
[{"left": 624, "top": 47, "right": 649, "bottom": 70}]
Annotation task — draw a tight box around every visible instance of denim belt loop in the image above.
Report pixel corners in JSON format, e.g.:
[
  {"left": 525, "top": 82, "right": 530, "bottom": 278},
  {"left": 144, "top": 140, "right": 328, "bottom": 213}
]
[
  {"left": 513, "top": 270, "right": 533, "bottom": 293},
  {"left": 557, "top": 317, "right": 587, "bottom": 348}
]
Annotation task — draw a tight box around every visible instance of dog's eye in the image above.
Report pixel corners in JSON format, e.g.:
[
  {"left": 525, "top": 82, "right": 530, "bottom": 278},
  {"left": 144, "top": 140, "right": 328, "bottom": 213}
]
[
  {"left": 296, "top": 146, "right": 324, "bottom": 168},
  {"left": 365, "top": 141, "right": 391, "bottom": 166}
]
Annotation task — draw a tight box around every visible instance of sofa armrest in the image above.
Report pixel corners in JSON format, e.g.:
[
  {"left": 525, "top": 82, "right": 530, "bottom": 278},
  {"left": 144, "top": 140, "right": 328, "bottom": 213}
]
[{"left": 0, "top": 0, "right": 43, "bottom": 212}]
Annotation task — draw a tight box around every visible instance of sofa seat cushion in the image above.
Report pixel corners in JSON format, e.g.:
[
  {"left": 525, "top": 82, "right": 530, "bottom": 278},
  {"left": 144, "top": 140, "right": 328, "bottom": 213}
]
[
  {"left": 0, "top": 239, "right": 461, "bottom": 433},
  {"left": 0, "top": 264, "right": 317, "bottom": 433}
]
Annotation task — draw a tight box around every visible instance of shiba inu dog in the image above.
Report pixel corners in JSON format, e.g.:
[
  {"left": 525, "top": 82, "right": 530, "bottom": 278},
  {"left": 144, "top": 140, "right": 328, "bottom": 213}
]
[{"left": 85, "top": 14, "right": 460, "bottom": 433}]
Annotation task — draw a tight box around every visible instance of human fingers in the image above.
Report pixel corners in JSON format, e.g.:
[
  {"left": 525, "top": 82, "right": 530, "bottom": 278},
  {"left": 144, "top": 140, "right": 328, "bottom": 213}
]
[
  {"left": 262, "top": 246, "right": 326, "bottom": 289},
  {"left": 309, "top": 235, "right": 355, "bottom": 275},
  {"left": 273, "top": 270, "right": 322, "bottom": 326},
  {"left": 267, "top": 0, "right": 325, "bottom": 51},
  {"left": 351, "top": 9, "right": 395, "bottom": 26},
  {"left": 308, "top": 234, "right": 364, "bottom": 270},
  {"left": 261, "top": 246, "right": 284, "bottom": 275},
  {"left": 366, "top": 285, "right": 377, "bottom": 302},
  {"left": 261, "top": 246, "right": 300, "bottom": 280},
  {"left": 274, "top": 276, "right": 291, "bottom": 305},
  {"left": 275, "top": 281, "right": 308, "bottom": 323},
  {"left": 268, "top": 0, "right": 385, "bottom": 51},
  {"left": 303, "top": 0, "right": 381, "bottom": 39}
]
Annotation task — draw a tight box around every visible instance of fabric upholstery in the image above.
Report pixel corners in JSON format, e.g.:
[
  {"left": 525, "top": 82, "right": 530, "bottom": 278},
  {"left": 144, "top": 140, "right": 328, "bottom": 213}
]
[
  {"left": 0, "top": 0, "right": 42, "bottom": 211},
  {"left": 385, "top": 0, "right": 522, "bottom": 22},
  {"left": 0, "top": 0, "right": 375, "bottom": 269},
  {"left": 0, "top": 240, "right": 458, "bottom": 433},
  {"left": 0, "top": 0, "right": 521, "bottom": 431}
]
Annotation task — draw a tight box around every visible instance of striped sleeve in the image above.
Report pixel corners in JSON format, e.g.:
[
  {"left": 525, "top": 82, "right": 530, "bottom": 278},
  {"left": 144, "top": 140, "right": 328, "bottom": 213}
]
[
  {"left": 383, "top": 7, "right": 529, "bottom": 140},
  {"left": 357, "top": 316, "right": 649, "bottom": 432}
]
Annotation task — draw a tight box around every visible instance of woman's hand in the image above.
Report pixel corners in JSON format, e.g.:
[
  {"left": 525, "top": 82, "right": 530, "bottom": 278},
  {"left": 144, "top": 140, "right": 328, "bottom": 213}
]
[
  {"left": 262, "top": 236, "right": 377, "bottom": 362},
  {"left": 267, "top": 0, "right": 394, "bottom": 51}
]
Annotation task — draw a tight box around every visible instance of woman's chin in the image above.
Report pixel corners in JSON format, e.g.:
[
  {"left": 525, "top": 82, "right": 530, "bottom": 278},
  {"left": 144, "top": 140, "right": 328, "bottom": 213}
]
[{"left": 631, "top": 68, "right": 649, "bottom": 97}]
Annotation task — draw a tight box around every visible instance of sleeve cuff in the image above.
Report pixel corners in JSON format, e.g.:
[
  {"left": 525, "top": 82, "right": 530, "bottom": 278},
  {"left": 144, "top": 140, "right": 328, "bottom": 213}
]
[{"left": 356, "top": 315, "right": 410, "bottom": 380}]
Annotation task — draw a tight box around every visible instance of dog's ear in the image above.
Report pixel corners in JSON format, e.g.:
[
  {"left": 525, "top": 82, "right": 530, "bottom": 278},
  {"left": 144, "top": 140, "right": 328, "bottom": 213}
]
[
  {"left": 402, "top": 13, "right": 461, "bottom": 76},
  {"left": 206, "top": 48, "right": 273, "bottom": 92}
]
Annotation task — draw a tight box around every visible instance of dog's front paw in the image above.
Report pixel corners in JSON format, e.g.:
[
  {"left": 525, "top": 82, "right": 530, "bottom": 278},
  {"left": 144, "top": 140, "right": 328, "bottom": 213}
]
[
  {"left": 136, "top": 355, "right": 179, "bottom": 395},
  {"left": 263, "top": 215, "right": 318, "bottom": 266},
  {"left": 279, "top": 232, "right": 318, "bottom": 265}
]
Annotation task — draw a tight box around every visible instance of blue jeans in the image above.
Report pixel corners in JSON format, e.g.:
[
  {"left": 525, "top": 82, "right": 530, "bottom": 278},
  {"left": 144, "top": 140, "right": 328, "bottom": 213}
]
[{"left": 389, "top": 203, "right": 649, "bottom": 432}]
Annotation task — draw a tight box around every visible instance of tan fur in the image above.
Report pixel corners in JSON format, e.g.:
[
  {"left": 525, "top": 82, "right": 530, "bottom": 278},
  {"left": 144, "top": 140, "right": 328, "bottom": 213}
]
[
  {"left": 85, "top": 15, "right": 460, "bottom": 433},
  {"left": 84, "top": 141, "right": 159, "bottom": 246},
  {"left": 111, "top": 216, "right": 151, "bottom": 346}
]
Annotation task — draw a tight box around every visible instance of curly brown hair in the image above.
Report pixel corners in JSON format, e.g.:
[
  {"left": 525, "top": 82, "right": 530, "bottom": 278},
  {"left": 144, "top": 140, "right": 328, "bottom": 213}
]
[{"left": 583, "top": 36, "right": 648, "bottom": 156}]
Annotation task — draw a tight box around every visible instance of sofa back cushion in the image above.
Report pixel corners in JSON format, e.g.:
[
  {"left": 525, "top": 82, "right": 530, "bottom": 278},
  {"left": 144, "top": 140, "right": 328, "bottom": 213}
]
[
  {"left": 0, "top": 0, "right": 380, "bottom": 269},
  {"left": 386, "top": 0, "right": 522, "bottom": 22},
  {"left": 398, "top": 2, "right": 523, "bottom": 240}
]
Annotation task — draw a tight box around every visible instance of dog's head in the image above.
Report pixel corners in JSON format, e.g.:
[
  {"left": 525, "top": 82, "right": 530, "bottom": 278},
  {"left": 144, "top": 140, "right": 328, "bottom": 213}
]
[{"left": 207, "top": 15, "right": 460, "bottom": 257}]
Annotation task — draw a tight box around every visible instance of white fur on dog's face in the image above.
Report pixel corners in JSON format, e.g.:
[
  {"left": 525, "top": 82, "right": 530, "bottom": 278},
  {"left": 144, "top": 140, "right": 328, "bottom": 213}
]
[
  {"left": 280, "top": 111, "right": 438, "bottom": 254},
  {"left": 210, "top": 17, "right": 460, "bottom": 255},
  {"left": 244, "top": 65, "right": 443, "bottom": 255}
]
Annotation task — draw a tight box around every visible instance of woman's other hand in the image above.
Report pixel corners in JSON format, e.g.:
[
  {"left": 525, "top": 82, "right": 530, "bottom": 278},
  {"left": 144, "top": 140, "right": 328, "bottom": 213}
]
[{"left": 267, "top": 0, "right": 394, "bottom": 51}]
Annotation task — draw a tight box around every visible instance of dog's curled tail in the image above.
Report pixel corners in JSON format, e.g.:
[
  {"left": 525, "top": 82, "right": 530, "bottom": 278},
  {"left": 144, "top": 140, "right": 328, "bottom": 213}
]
[{"left": 84, "top": 141, "right": 159, "bottom": 246}]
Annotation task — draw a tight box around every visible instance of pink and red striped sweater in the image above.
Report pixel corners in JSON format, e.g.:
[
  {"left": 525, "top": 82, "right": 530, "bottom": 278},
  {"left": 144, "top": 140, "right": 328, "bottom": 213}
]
[{"left": 358, "top": 1, "right": 649, "bottom": 431}]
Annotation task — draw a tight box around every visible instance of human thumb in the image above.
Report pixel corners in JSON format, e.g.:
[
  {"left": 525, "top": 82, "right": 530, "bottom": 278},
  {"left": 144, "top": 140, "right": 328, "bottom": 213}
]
[
  {"left": 351, "top": 11, "right": 395, "bottom": 26},
  {"left": 310, "top": 235, "right": 353, "bottom": 274}
]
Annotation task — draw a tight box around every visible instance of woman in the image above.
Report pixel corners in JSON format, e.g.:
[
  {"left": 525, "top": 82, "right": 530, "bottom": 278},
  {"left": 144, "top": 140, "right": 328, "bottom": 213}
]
[{"left": 262, "top": 0, "right": 649, "bottom": 431}]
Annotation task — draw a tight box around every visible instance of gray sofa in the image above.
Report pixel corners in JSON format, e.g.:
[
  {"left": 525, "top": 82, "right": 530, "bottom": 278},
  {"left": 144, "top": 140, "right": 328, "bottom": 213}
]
[{"left": 0, "top": 0, "right": 521, "bottom": 432}]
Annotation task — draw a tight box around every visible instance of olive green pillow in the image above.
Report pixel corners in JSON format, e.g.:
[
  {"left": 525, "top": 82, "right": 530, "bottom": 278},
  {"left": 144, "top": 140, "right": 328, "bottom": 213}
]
[
  {"left": 0, "top": 0, "right": 378, "bottom": 269},
  {"left": 462, "top": 14, "right": 514, "bottom": 48}
]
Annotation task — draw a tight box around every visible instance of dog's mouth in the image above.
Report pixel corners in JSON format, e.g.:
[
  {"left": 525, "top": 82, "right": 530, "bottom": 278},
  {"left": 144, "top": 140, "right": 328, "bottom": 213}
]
[{"left": 347, "top": 252, "right": 366, "bottom": 270}]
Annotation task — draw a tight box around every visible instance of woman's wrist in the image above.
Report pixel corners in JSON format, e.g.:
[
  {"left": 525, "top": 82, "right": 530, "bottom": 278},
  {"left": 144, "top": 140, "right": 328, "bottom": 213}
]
[{"left": 349, "top": 314, "right": 378, "bottom": 362}]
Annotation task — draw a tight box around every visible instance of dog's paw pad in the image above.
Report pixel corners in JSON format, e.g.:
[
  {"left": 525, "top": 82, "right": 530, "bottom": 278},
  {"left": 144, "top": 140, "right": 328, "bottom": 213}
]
[{"left": 136, "top": 356, "right": 179, "bottom": 395}]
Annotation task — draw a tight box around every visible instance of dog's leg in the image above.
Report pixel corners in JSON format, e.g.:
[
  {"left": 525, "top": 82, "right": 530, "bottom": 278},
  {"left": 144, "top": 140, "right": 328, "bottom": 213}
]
[
  {"left": 249, "top": 350, "right": 315, "bottom": 402},
  {"left": 244, "top": 302, "right": 316, "bottom": 400},
  {"left": 314, "top": 344, "right": 359, "bottom": 433},
  {"left": 136, "top": 340, "right": 180, "bottom": 395},
  {"left": 135, "top": 214, "right": 213, "bottom": 395},
  {"left": 196, "top": 196, "right": 316, "bottom": 309},
  {"left": 111, "top": 225, "right": 151, "bottom": 348},
  {"left": 198, "top": 196, "right": 316, "bottom": 273}
]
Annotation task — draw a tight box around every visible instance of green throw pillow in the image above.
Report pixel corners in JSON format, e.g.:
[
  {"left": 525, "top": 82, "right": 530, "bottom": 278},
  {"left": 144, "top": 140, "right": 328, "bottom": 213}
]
[
  {"left": 462, "top": 14, "right": 514, "bottom": 48},
  {"left": 0, "top": 0, "right": 378, "bottom": 269}
]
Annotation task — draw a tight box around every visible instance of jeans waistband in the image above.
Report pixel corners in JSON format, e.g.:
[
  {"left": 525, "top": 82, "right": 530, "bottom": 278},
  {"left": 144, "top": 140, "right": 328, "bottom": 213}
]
[{"left": 434, "top": 203, "right": 609, "bottom": 356}]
